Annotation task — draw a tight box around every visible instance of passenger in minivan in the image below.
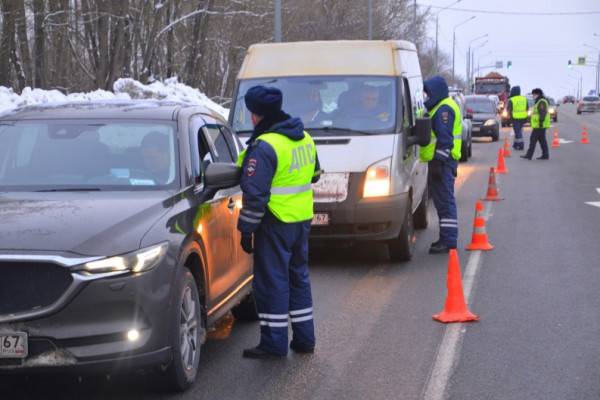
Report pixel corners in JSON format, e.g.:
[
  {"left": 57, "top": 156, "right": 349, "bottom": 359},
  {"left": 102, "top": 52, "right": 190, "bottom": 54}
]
[{"left": 344, "top": 85, "right": 391, "bottom": 129}]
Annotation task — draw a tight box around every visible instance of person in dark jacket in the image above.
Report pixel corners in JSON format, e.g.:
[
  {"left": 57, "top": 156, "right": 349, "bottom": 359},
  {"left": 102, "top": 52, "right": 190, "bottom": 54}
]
[
  {"left": 521, "top": 88, "right": 550, "bottom": 160},
  {"left": 237, "top": 86, "right": 322, "bottom": 359},
  {"left": 506, "top": 86, "right": 528, "bottom": 150},
  {"left": 421, "top": 76, "right": 460, "bottom": 254}
]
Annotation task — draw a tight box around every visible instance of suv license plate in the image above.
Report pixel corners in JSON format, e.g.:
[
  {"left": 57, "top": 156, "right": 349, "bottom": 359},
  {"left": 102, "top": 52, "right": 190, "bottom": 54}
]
[
  {"left": 0, "top": 333, "right": 28, "bottom": 359},
  {"left": 312, "top": 213, "right": 330, "bottom": 226}
]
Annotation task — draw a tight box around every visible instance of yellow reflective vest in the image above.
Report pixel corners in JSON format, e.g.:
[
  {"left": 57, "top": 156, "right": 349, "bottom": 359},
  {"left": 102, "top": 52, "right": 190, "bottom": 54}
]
[
  {"left": 531, "top": 98, "right": 551, "bottom": 129},
  {"left": 509, "top": 95, "right": 528, "bottom": 120},
  {"left": 419, "top": 97, "right": 462, "bottom": 162}
]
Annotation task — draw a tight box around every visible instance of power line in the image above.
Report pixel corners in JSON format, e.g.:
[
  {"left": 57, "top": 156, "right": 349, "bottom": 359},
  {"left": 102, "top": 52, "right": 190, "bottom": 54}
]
[{"left": 419, "top": 3, "right": 600, "bottom": 16}]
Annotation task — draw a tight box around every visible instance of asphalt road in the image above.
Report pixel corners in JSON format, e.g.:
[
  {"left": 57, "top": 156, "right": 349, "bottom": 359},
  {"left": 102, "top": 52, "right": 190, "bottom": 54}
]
[{"left": 1, "top": 104, "right": 599, "bottom": 400}]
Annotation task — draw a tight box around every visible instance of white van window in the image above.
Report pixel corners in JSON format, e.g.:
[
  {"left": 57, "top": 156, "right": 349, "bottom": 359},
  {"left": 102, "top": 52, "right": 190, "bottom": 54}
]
[{"left": 234, "top": 76, "right": 397, "bottom": 136}]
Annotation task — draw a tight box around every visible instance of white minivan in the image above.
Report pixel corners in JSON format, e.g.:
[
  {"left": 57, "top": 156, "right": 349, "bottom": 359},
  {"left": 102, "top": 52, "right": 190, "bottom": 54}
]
[{"left": 229, "top": 40, "right": 431, "bottom": 261}]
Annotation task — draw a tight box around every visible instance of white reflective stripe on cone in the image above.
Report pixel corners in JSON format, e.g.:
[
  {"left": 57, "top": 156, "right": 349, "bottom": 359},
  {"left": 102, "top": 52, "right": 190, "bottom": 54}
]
[{"left": 290, "top": 315, "right": 313, "bottom": 323}]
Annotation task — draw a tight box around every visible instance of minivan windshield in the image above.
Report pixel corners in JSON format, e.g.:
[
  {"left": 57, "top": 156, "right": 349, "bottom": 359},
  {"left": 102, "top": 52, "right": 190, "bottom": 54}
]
[
  {"left": 233, "top": 76, "right": 397, "bottom": 136},
  {"left": 465, "top": 98, "right": 496, "bottom": 114},
  {"left": 0, "top": 120, "right": 179, "bottom": 191}
]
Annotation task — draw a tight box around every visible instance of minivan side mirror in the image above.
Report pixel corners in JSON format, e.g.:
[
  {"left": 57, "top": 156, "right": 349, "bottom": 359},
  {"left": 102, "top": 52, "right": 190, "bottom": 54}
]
[
  {"left": 204, "top": 162, "right": 241, "bottom": 190},
  {"left": 407, "top": 117, "right": 431, "bottom": 147},
  {"left": 465, "top": 107, "right": 474, "bottom": 119}
]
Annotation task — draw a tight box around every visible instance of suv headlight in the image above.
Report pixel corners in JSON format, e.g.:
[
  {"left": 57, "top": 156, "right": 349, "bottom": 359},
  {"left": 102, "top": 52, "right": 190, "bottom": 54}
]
[
  {"left": 80, "top": 242, "right": 169, "bottom": 274},
  {"left": 484, "top": 119, "right": 497, "bottom": 126},
  {"left": 363, "top": 157, "right": 391, "bottom": 198},
  {"left": 549, "top": 107, "right": 556, "bottom": 114}
]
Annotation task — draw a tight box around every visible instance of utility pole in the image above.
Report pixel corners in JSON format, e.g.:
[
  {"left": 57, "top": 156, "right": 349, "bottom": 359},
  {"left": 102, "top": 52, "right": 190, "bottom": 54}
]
[
  {"left": 368, "top": 0, "right": 373, "bottom": 40},
  {"left": 274, "top": 0, "right": 282, "bottom": 42},
  {"left": 434, "top": 0, "right": 461, "bottom": 74},
  {"left": 452, "top": 16, "right": 475, "bottom": 84},
  {"left": 413, "top": 0, "right": 417, "bottom": 43}
]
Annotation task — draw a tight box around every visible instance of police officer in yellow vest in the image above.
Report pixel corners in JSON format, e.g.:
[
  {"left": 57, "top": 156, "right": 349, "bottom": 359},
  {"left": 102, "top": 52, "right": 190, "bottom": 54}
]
[
  {"left": 237, "top": 86, "right": 321, "bottom": 359},
  {"left": 420, "top": 76, "right": 461, "bottom": 254},
  {"left": 506, "top": 86, "right": 528, "bottom": 150},
  {"left": 521, "top": 88, "right": 550, "bottom": 160}
]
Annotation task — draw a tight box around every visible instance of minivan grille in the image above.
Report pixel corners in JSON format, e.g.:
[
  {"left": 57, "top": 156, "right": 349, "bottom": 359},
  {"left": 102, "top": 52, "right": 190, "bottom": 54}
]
[{"left": 0, "top": 262, "right": 73, "bottom": 316}]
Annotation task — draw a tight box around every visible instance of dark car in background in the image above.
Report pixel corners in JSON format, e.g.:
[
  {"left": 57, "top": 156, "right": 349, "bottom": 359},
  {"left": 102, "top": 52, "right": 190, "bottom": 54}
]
[
  {"left": 450, "top": 90, "right": 472, "bottom": 162},
  {"left": 563, "top": 95, "right": 576, "bottom": 104},
  {"left": 0, "top": 101, "right": 256, "bottom": 391},
  {"left": 465, "top": 95, "right": 501, "bottom": 141},
  {"left": 577, "top": 96, "right": 600, "bottom": 114}
]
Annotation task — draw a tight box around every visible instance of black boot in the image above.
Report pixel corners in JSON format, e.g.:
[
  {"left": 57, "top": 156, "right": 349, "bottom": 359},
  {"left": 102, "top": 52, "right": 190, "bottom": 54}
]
[
  {"left": 536, "top": 156, "right": 549, "bottom": 160},
  {"left": 520, "top": 155, "right": 532, "bottom": 160},
  {"left": 242, "top": 346, "right": 284, "bottom": 359},
  {"left": 290, "top": 341, "right": 315, "bottom": 354},
  {"left": 429, "top": 242, "right": 453, "bottom": 254}
]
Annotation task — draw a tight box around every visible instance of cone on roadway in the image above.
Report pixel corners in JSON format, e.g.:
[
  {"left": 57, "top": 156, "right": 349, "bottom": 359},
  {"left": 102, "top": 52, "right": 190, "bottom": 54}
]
[
  {"left": 581, "top": 127, "right": 589, "bottom": 144},
  {"left": 496, "top": 148, "right": 508, "bottom": 174},
  {"left": 433, "top": 249, "right": 479, "bottom": 323},
  {"left": 466, "top": 201, "right": 494, "bottom": 251},
  {"left": 503, "top": 137, "right": 512, "bottom": 157},
  {"left": 483, "top": 167, "right": 504, "bottom": 201},
  {"left": 551, "top": 129, "right": 560, "bottom": 148}
]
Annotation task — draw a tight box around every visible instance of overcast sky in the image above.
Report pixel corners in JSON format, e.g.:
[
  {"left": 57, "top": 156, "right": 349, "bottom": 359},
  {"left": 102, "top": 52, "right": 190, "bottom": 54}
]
[{"left": 424, "top": 0, "right": 600, "bottom": 100}]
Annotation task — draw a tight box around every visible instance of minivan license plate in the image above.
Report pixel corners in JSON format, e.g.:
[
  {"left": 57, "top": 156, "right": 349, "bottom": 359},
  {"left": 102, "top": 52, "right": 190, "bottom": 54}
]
[
  {"left": 312, "top": 213, "right": 330, "bottom": 226},
  {"left": 0, "top": 333, "right": 28, "bottom": 359}
]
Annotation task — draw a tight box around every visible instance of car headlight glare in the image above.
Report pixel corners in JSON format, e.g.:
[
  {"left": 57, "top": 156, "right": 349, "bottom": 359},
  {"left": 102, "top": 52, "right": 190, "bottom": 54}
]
[
  {"left": 502, "top": 110, "right": 508, "bottom": 118},
  {"left": 82, "top": 242, "right": 168, "bottom": 274},
  {"left": 483, "top": 119, "right": 496, "bottom": 126},
  {"left": 549, "top": 107, "right": 555, "bottom": 114},
  {"left": 363, "top": 157, "right": 391, "bottom": 198}
]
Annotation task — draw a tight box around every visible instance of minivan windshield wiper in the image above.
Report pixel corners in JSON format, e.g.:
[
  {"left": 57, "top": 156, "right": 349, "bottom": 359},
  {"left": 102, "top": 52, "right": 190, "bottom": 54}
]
[
  {"left": 308, "top": 126, "right": 379, "bottom": 135},
  {"left": 35, "top": 187, "right": 102, "bottom": 192}
]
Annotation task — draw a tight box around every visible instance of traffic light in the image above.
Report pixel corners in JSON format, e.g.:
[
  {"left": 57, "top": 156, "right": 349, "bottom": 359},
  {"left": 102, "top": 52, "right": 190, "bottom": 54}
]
[
  {"left": 507, "top": 60, "right": 512, "bottom": 69},
  {"left": 568, "top": 59, "right": 573, "bottom": 68}
]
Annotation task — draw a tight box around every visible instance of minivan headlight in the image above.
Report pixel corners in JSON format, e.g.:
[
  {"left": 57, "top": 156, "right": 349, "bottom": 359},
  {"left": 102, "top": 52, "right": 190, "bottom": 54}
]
[
  {"left": 81, "top": 242, "right": 169, "bottom": 274},
  {"left": 363, "top": 157, "right": 391, "bottom": 198},
  {"left": 484, "top": 119, "right": 496, "bottom": 126}
]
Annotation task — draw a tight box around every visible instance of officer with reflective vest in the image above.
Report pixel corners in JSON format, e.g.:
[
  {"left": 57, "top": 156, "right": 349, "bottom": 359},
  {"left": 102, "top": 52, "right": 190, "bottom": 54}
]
[
  {"left": 521, "top": 88, "right": 550, "bottom": 160},
  {"left": 420, "top": 76, "right": 461, "bottom": 254},
  {"left": 506, "top": 86, "right": 528, "bottom": 150},
  {"left": 237, "top": 86, "right": 322, "bottom": 359}
]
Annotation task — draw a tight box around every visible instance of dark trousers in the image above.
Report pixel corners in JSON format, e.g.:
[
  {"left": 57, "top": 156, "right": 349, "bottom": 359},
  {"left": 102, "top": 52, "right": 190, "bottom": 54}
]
[
  {"left": 430, "top": 160, "right": 458, "bottom": 248},
  {"left": 512, "top": 120, "right": 525, "bottom": 150},
  {"left": 525, "top": 128, "right": 549, "bottom": 159},
  {"left": 253, "top": 220, "right": 315, "bottom": 355}
]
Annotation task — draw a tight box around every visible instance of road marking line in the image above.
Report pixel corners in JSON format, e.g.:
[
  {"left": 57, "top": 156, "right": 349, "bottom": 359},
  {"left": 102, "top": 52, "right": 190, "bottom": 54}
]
[{"left": 422, "top": 204, "right": 492, "bottom": 400}]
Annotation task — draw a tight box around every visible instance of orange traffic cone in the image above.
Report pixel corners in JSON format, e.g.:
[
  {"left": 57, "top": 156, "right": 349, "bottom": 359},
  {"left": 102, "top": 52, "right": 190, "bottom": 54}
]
[
  {"left": 482, "top": 167, "right": 504, "bottom": 201},
  {"left": 496, "top": 148, "right": 508, "bottom": 174},
  {"left": 433, "top": 249, "right": 479, "bottom": 323},
  {"left": 581, "top": 127, "right": 589, "bottom": 144},
  {"left": 466, "top": 201, "right": 494, "bottom": 251},
  {"left": 503, "top": 138, "right": 512, "bottom": 157},
  {"left": 551, "top": 129, "right": 560, "bottom": 148}
]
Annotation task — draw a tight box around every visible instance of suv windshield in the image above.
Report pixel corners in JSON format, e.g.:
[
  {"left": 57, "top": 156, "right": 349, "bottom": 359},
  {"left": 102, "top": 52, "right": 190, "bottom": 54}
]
[
  {"left": 466, "top": 98, "right": 495, "bottom": 114},
  {"left": 0, "top": 120, "right": 179, "bottom": 191},
  {"left": 233, "top": 76, "right": 397, "bottom": 136}
]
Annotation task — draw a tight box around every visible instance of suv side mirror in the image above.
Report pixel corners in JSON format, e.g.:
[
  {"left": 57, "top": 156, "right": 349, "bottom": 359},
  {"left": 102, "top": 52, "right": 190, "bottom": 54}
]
[
  {"left": 407, "top": 117, "right": 431, "bottom": 147},
  {"left": 465, "top": 107, "right": 474, "bottom": 119},
  {"left": 204, "top": 162, "right": 241, "bottom": 190}
]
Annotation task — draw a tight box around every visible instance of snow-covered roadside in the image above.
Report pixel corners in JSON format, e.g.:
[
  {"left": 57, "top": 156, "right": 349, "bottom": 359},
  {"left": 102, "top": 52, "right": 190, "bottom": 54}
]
[{"left": 0, "top": 77, "right": 228, "bottom": 119}]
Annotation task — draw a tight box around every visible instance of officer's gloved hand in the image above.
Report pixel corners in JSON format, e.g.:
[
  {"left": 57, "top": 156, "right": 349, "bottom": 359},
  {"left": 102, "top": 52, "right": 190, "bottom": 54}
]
[
  {"left": 430, "top": 160, "right": 443, "bottom": 181},
  {"left": 241, "top": 233, "right": 254, "bottom": 254}
]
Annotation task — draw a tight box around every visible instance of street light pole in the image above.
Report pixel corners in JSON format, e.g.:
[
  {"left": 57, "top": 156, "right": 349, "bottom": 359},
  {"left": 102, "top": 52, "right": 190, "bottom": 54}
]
[
  {"left": 368, "top": 0, "right": 372, "bottom": 40},
  {"left": 274, "top": 0, "right": 282, "bottom": 42},
  {"left": 452, "top": 16, "right": 475, "bottom": 84},
  {"left": 465, "top": 33, "right": 488, "bottom": 93},
  {"left": 434, "top": 0, "right": 461, "bottom": 74}
]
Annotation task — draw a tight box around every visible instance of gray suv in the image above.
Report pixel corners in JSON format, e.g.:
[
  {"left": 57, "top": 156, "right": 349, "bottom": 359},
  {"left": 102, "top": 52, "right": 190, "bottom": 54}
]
[{"left": 0, "top": 101, "right": 256, "bottom": 391}]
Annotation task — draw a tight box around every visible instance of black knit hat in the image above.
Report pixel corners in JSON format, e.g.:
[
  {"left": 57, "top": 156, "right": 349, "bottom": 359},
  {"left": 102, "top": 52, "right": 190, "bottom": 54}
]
[
  {"left": 531, "top": 88, "right": 544, "bottom": 96},
  {"left": 244, "top": 86, "right": 283, "bottom": 117}
]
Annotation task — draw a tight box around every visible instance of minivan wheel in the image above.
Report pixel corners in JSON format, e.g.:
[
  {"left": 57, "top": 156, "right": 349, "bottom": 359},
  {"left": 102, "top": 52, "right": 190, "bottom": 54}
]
[
  {"left": 460, "top": 142, "right": 469, "bottom": 162},
  {"left": 413, "top": 186, "right": 428, "bottom": 230},
  {"left": 163, "top": 270, "right": 204, "bottom": 392},
  {"left": 232, "top": 292, "right": 259, "bottom": 321},
  {"left": 491, "top": 131, "right": 499, "bottom": 142},
  {"left": 388, "top": 198, "right": 415, "bottom": 262}
]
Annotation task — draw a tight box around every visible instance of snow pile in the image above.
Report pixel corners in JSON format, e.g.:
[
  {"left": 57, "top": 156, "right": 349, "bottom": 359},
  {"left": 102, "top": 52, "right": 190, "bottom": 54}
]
[
  {"left": 113, "top": 77, "right": 229, "bottom": 118},
  {"left": 0, "top": 77, "right": 228, "bottom": 119}
]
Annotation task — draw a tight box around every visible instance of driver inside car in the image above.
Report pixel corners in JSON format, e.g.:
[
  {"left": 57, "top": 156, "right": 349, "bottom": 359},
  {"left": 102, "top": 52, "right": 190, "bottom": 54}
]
[{"left": 140, "top": 131, "right": 171, "bottom": 184}]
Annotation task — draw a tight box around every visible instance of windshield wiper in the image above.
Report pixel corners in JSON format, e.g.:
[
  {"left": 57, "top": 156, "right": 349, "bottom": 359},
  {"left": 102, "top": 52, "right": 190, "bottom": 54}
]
[
  {"left": 36, "top": 187, "right": 102, "bottom": 192},
  {"left": 308, "top": 126, "right": 377, "bottom": 135}
]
